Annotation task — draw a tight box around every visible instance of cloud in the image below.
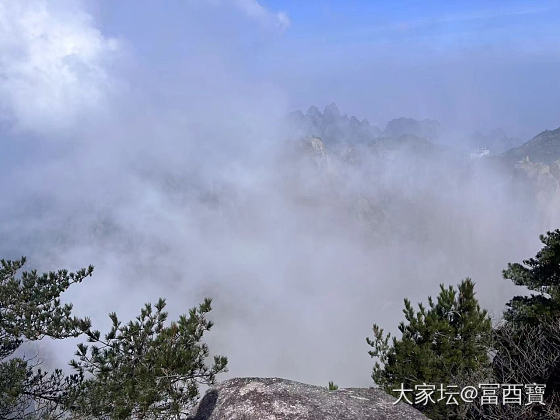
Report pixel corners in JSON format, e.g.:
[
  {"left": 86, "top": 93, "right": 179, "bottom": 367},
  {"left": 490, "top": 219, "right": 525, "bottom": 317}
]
[
  {"left": 230, "top": 0, "right": 290, "bottom": 30},
  {"left": 0, "top": 0, "right": 119, "bottom": 133}
]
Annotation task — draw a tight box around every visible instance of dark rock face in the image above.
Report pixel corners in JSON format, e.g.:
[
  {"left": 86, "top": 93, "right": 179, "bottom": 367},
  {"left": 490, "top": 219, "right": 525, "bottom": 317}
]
[{"left": 188, "top": 378, "right": 427, "bottom": 420}]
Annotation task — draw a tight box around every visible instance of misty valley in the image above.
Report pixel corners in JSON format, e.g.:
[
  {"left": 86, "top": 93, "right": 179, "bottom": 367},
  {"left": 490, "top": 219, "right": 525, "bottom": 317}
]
[{"left": 1, "top": 1, "right": 560, "bottom": 419}]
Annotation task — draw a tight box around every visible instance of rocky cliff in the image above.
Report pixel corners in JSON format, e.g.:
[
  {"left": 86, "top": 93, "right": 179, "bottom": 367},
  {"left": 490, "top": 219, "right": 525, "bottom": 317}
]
[{"left": 188, "top": 377, "right": 427, "bottom": 420}]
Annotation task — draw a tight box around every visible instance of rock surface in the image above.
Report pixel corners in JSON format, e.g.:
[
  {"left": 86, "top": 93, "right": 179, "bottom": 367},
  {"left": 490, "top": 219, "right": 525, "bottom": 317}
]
[{"left": 188, "top": 377, "right": 427, "bottom": 420}]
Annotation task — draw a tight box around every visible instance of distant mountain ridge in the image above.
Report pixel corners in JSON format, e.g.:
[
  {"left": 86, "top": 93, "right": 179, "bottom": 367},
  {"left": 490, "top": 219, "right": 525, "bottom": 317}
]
[
  {"left": 502, "top": 127, "right": 560, "bottom": 164},
  {"left": 288, "top": 103, "right": 381, "bottom": 146},
  {"left": 288, "top": 103, "right": 560, "bottom": 166},
  {"left": 288, "top": 103, "right": 442, "bottom": 148}
]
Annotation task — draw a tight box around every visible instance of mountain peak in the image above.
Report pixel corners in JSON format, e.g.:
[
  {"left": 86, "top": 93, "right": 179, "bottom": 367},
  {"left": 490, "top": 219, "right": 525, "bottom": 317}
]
[
  {"left": 323, "top": 102, "right": 341, "bottom": 119},
  {"left": 289, "top": 104, "right": 381, "bottom": 146},
  {"left": 306, "top": 105, "right": 321, "bottom": 118},
  {"left": 502, "top": 125, "right": 560, "bottom": 164}
]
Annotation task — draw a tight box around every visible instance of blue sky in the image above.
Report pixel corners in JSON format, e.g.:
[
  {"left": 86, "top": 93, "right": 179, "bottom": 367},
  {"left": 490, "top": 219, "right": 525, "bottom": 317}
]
[
  {"left": 251, "top": 1, "right": 560, "bottom": 136},
  {"left": 264, "top": 0, "right": 559, "bottom": 47},
  {"left": 92, "top": 0, "right": 560, "bottom": 137},
  {"left": 3, "top": 0, "right": 560, "bottom": 137}
]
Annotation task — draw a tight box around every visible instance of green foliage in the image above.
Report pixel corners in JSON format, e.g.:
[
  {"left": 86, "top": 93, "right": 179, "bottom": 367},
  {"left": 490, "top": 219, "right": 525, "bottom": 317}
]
[
  {"left": 367, "top": 279, "right": 492, "bottom": 418},
  {"left": 71, "top": 297, "right": 228, "bottom": 419},
  {"left": 1, "top": 257, "right": 227, "bottom": 419},
  {"left": 327, "top": 381, "right": 338, "bottom": 391},
  {"left": 502, "top": 229, "right": 560, "bottom": 324},
  {"left": 0, "top": 257, "right": 93, "bottom": 419},
  {"left": 493, "top": 229, "right": 560, "bottom": 416}
]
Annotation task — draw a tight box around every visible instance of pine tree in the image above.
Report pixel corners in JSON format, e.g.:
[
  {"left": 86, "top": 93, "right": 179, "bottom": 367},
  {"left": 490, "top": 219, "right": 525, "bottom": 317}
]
[
  {"left": 493, "top": 229, "right": 560, "bottom": 415},
  {"left": 0, "top": 257, "right": 93, "bottom": 418},
  {"left": 1, "top": 257, "right": 228, "bottom": 419},
  {"left": 70, "top": 297, "right": 228, "bottom": 419},
  {"left": 367, "top": 279, "right": 492, "bottom": 418},
  {"left": 502, "top": 229, "right": 560, "bottom": 324}
]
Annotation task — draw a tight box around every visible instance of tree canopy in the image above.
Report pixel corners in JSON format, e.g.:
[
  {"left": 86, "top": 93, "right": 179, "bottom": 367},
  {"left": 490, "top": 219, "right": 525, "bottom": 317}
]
[
  {"left": 71, "top": 297, "right": 227, "bottom": 419},
  {"left": 0, "top": 257, "right": 227, "bottom": 419},
  {"left": 367, "top": 279, "right": 492, "bottom": 418},
  {"left": 503, "top": 229, "right": 560, "bottom": 324},
  {"left": 0, "top": 257, "right": 92, "bottom": 419}
]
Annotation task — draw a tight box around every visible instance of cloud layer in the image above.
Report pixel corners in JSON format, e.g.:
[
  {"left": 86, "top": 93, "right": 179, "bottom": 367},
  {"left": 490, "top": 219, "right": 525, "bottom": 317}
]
[{"left": 0, "top": 0, "right": 119, "bottom": 133}]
